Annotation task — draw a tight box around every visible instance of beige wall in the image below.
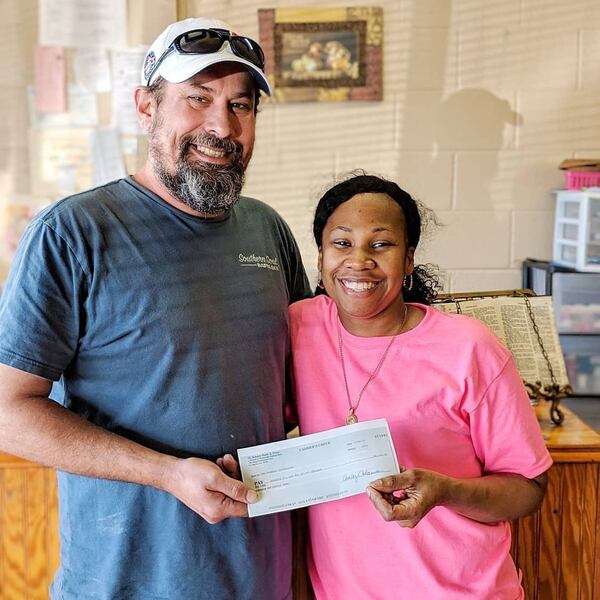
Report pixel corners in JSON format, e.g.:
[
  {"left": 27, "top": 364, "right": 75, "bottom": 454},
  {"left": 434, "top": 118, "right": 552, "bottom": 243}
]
[
  {"left": 185, "top": 0, "right": 600, "bottom": 290},
  {"left": 3, "top": 1, "right": 600, "bottom": 291}
]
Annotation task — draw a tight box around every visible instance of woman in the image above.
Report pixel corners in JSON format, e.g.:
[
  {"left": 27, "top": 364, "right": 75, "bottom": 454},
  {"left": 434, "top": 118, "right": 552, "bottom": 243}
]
[{"left": 288, "top": 173, "right": 551, "bottom": 599}]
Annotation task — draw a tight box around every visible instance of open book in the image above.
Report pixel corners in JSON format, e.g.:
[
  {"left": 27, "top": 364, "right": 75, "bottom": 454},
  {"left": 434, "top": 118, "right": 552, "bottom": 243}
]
[{"left": 434, "top": 294, "right": 571, "bottom": 415}]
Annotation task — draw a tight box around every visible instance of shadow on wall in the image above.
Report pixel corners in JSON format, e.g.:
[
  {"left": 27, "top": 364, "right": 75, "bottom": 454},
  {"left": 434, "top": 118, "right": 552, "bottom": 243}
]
[
  {"left": 434, "top": 88, "right": 523, "bottom": 202},
  {"left": 404, "top": 88, "right": 524, "bottom": 285},
  {"left": 435, "top": 89, "right": 522, "bottom": 148}
]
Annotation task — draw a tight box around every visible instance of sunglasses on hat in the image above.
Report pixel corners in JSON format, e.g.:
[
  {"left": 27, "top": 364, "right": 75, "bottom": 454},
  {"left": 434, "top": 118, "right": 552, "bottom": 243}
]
[{"left": 144, "top": 28, "right": 266, "bottom": 86}]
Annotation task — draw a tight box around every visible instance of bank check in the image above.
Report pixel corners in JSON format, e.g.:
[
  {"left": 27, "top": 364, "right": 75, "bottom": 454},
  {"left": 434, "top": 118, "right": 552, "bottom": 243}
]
[{"left": 238, "top": 419, "right": 399, "bottom": 517}]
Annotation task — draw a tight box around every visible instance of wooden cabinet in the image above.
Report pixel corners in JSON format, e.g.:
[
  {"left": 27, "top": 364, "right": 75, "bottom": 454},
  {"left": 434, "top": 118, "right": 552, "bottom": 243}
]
[
  {"left": 0, "top": 453, "right": 59, "bottom": 600},
  {"left": 511, "top": 404, "right": 600, "bottom": 600},
  {"left": 2, "top": 404, "right": 600, "bottom": 599}
]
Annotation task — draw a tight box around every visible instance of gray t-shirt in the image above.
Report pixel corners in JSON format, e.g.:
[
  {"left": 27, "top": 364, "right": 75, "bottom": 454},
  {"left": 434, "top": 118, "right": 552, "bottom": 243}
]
[{"left": 0, "top": 177, "right": 310, "bottom": 600}]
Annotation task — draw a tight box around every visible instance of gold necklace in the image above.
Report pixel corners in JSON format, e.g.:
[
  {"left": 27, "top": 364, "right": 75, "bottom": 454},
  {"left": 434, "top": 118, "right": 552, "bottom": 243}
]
[{"left": 337, "top": 304, "right": 409, "bottom": 425}]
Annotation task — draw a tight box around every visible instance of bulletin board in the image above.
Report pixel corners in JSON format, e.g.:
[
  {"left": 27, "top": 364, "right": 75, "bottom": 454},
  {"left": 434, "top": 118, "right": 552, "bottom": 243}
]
[{"left": 0, "top": 0, "right": 183, "bottom": 290}]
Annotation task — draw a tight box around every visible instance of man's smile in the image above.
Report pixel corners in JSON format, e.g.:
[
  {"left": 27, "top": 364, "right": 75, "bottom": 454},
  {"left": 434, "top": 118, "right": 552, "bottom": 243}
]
[{"left": 194, "top": 144, "right": 227, "bottom": 159}]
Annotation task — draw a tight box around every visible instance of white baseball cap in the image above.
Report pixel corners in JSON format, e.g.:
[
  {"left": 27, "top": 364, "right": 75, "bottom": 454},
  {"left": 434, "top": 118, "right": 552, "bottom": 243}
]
[{"left": 141, "top": 17, "right": 272, "bottom": 95}]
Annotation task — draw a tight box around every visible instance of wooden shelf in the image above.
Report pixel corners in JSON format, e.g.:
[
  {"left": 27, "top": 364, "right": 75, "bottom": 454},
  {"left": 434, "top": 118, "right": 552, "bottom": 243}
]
[{"left": 536, "top": 403, "right": 600, "bottom": 462}]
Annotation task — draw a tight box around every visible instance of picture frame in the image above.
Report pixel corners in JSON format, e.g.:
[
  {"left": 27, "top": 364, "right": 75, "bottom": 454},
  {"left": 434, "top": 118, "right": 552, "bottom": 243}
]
[{"left": 258, "top": 7, "right": 383, "bottom": 102}]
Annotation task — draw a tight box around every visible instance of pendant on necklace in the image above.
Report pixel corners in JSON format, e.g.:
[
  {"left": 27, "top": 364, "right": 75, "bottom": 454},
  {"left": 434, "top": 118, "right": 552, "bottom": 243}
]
[{"left": 346, "top": 412, "right": 358, "bottom": 425}]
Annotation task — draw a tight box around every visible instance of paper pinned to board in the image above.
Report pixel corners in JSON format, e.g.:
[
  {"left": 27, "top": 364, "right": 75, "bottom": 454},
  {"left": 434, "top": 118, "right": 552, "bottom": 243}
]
[
  {"left": 34, "top": 46, "right": 67, "bottom": 113},
  {"left": 90, "top": 128, "right": 127, "bottom": 187},
  {"left": 29, "top": 127, "right": 93, "bottom": 197},
  {"left": 39, "top": 0, "right": 127, "bottom": 48},
  {"left": 127, "top": 0, "right": 177, "bottom": 46},
  {"left": 73, "top": 48, "right": 112, "bottom": 93},
  {"left": 111, "top": 48, "right": 146, "bottom": 134},
  {"left": 29, "top": 84, "right": 98, "bottom": 128}
]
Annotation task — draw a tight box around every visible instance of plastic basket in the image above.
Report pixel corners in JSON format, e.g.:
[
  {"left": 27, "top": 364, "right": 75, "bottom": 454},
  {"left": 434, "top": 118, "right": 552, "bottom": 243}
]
[{"left": 564, "top": 170, "right": 600, "bottom": 190}]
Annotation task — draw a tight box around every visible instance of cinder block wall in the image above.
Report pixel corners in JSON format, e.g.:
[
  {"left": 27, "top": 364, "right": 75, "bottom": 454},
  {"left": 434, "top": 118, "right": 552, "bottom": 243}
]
[
  {"left": 2, "top": 1, "right": 598, "bottom": 292},
  {"left": 186, "top": 0, "right": 600, "bottom": 291}
]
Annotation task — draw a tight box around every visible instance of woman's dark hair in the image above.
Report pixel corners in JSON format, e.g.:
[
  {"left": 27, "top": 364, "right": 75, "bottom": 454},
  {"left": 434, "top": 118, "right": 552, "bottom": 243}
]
[{"left": 313, "top": 171, "right": 441, "bottom": 304}]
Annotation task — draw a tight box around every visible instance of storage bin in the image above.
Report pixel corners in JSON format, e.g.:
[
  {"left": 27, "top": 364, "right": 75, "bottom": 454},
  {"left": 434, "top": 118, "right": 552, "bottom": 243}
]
[
  {"left": 561, "top": 335, "right": 600, "bottom": 395},
  {"left": 553, "top": 190, "right": 600, "bottom": 272},
  {"left": 552, "top": 271, "right": 600, "bottom": 334},
  {"left": 564, "top": 170, "right": 600, "bottom": 190},
  {"left": 522, "top": 259, "right": 600, "bottom": 397}
]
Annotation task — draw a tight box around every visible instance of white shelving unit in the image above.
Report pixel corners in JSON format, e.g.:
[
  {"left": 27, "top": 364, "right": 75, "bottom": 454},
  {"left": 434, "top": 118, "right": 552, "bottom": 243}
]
[{"left": 553, "top": 189, "right": 600, "bottom": 272}]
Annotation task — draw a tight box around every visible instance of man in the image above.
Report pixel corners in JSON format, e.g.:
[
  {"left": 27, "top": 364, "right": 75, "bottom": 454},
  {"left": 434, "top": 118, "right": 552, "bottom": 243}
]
[{"left": 0, "top": 17, "right": 310, "bottom": 600}]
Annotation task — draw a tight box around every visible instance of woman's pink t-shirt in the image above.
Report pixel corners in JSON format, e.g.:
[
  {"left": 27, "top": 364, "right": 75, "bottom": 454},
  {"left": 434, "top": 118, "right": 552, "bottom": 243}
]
[{"left": 289, "top": 296, "right": 552, "bottom": 600}]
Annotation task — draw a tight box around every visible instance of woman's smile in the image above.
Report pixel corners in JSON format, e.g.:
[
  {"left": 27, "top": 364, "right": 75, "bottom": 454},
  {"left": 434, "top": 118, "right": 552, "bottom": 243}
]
[{"left": 339, "top": 278, "right": 380, "bottom": 293}]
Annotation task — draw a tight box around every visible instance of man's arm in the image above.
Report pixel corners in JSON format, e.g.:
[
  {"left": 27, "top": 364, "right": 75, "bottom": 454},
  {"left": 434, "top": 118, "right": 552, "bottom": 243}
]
[{"left": 0, "top": 363, "right": 256, "bottom": 524}]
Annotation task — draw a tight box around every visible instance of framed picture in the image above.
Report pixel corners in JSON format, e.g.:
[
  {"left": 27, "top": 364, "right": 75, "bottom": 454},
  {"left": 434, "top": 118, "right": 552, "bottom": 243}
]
[{"left": 258, "top": 7, "right": 383, "bottom": 102}]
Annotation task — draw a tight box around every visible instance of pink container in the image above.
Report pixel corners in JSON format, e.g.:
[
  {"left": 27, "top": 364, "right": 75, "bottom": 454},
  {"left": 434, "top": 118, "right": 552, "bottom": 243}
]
[{"left": 564, "top": 170, "right": 600, "bottom": 190}]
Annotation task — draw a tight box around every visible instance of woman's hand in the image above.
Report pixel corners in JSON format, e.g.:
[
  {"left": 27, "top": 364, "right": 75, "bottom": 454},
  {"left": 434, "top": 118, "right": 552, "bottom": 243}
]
[
  {"left": 367, "top": 467, "right": 548, "bottom": 527},
  {"left": 367, "top": 467, "right": 450, "bottom": 528}
]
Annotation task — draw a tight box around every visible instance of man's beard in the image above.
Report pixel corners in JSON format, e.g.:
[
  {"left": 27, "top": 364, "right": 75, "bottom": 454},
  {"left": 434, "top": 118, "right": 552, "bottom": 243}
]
[{"left": 150, "top": 130, "right": 246, "bottom": 216}]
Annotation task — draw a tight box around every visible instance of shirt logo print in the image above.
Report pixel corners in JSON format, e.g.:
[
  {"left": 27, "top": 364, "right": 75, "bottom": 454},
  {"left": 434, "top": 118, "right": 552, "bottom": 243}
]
[{"left": 238, "top": 253, "right": 280, "bottom": 271}]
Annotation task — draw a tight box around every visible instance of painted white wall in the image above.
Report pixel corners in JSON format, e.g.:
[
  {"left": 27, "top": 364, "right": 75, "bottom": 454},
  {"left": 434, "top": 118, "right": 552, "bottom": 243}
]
[
  {"left": 2, "top": 1, "right": 599, "bottom": 293},
  {"left": 186, "top": 0, "right": 600, "bottom": 291}
]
